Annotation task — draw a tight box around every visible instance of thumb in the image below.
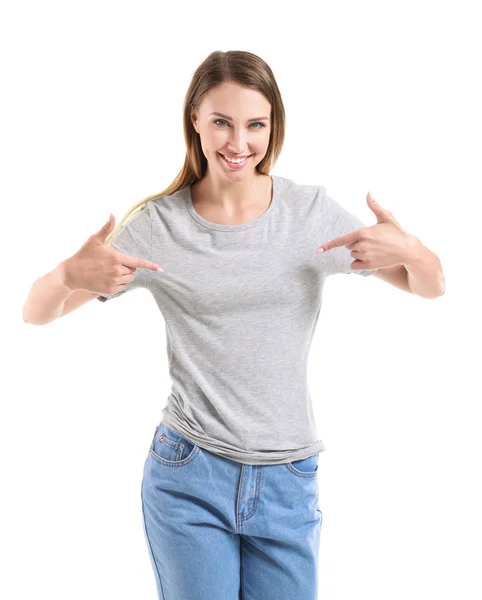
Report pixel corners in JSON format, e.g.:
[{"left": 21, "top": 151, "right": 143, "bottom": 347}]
[
  {"left": 94, "top": 213, "right": 116, "bottom": 243},
  {"left": 367, "top": 192, "right": 388, "bottom": 223}
]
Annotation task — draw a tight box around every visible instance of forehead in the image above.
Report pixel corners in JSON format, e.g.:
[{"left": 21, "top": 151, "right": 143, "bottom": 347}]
[{"left": 200, "top": 82, "right": 271, "bottom": 117}]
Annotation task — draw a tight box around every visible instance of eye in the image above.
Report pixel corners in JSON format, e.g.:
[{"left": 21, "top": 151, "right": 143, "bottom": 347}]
[{"left": 213, "top": 118, "right": 266, "bottom": 129}]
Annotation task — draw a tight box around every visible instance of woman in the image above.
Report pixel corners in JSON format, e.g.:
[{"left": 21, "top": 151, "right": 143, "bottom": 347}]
[{"left": 23, "top": 50, "right": 444, "bottom": 600}]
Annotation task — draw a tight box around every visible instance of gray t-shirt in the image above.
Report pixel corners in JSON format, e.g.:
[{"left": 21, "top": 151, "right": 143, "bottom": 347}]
[{"left": 98, "top": 174, "right": 378, "bottom": 465}]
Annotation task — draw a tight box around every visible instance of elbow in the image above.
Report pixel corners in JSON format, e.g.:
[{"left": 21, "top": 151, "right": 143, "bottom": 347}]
[{"left": 22, "top": 313, "right": 51, "bottom": 326}]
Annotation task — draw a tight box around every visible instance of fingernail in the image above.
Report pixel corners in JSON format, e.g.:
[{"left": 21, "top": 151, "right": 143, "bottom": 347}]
[
  {"left": 316, "top": 248, "right": 324, "bottom": 253},
  {"left": 156, "top": 267, "right": 164, "bottom": 272}
]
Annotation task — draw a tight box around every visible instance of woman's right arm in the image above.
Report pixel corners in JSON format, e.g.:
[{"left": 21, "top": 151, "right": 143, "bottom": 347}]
[
  {"left": 22, "top": 260, "right": 97, "bottom": 326},
  {"left": 23, "top": 210, "right": 162, "bottom": 325}
]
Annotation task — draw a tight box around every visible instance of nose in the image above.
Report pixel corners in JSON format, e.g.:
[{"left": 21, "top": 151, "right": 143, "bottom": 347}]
[{"left": 226, "top": 128, "right": 250, "bottom": 154}]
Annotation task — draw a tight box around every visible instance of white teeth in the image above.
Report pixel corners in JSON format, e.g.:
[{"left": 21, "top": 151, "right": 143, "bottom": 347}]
[{"left": 221, "top": 154, "right": 250, "bottom": 164}]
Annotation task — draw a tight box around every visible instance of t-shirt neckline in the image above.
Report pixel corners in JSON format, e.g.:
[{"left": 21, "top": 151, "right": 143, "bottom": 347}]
[{"left": 184, "top": 174, "right": 278, "bottom": 231}]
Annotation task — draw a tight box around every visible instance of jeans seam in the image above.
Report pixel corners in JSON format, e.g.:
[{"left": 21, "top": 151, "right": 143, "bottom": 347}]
[
  {"left": 239, "top": 466, "right": 263, "bottom": 523},
  {"left": 240, "top": 536, "right": 245, "bottom": 600},
  {"left": 141, "top": 487, "right": 166, "bottom": 599}
]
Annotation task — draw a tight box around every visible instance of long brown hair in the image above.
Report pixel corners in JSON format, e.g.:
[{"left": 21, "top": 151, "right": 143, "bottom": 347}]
[{"left": 106, "top": 50, "right": 286, "bottom": 245}]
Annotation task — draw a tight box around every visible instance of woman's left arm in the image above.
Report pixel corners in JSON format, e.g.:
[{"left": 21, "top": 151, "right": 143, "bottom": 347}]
[
  {"left": 316, "top": 191, "right": 445, "bottom": 299},
  {"left": 401, "top": 241, "right": 445, "bottom": 299}
]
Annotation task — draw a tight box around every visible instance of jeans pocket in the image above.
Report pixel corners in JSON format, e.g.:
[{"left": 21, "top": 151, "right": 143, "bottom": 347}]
[
  {"left": 149, "top": 423, "right": 200, "bottom": 467},
  {"left": 287, "top": 453, "right": 319, "bottom": 477}
]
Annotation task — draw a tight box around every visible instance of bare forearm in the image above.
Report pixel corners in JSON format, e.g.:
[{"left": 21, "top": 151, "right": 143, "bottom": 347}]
[
  {"left": 23, "top": 261, "right": 73, "bottom": 325},
  {"left": 403, "top": 240, "right": 445, "bottom": 299}
]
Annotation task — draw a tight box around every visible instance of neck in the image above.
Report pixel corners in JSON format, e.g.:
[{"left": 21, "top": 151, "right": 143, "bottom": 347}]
[{"left": 193, "top": 172, "right": 268, "bottom": 211}]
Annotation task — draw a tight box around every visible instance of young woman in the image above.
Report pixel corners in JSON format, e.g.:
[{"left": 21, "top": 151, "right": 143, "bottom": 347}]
[{"left": 23, "top": 50, "right": 444, "bottom": 600}]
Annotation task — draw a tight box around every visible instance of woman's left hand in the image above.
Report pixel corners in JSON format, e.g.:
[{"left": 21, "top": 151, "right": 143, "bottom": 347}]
[{"left": 315, "top": 191, "right": 421, "bottom": 270}]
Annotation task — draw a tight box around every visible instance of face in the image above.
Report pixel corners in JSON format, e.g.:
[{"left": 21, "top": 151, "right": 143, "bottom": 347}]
[{"left": 191, "top": 81, "right": 272, "bottom": 182}]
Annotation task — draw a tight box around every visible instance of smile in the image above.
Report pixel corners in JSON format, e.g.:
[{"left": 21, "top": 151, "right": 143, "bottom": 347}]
[{"left": 218, "top": 152, "right": 253, "bottom": 168}]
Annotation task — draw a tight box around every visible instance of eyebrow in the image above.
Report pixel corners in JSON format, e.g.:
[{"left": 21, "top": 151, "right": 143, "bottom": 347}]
[{"left": 209, "top": 112, "right": 270, "bottom": 122}]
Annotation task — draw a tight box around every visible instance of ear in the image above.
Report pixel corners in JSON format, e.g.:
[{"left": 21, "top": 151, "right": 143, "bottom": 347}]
[{"left": 191, "top": 110, "right": 199, "bottom": 134}]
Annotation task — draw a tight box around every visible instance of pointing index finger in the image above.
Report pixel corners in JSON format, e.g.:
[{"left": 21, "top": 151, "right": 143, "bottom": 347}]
[
  {"left": 121, "top": 252, "right": 164, "bottom": 272},
  {"left": 317, "top": 230, "right": 360, "bottom": 253}
]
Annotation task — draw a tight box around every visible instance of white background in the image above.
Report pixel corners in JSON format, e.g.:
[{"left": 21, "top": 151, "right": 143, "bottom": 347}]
[{"left": 3, "top": 1, "right": 480, "bottom": 599}]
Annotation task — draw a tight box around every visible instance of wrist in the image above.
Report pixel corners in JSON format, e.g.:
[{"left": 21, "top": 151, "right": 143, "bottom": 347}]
[
  {"left": 403, "top": 235, "right": 425, "bottom": 268},
  {"left": 56, "top": 260, "right": 76, "bottom": 293}
]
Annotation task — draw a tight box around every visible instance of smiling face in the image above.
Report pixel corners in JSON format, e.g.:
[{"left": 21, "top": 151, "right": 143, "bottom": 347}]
[{"left": 190, "top": 81, "right": 272, "bottom": 183}]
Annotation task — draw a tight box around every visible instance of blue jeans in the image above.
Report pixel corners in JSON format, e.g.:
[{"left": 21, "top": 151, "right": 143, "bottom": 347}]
[{"left": 141, "top": 422, "right": 323, "bottom": 600}]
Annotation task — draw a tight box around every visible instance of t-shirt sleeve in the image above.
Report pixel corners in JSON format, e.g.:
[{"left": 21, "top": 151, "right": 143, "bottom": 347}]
[
  {"left": 96, "top": 203, "right": 152, "bottom": 302},
  {"left": 319, "top": 187, "right": 379, "bottom": 277}
]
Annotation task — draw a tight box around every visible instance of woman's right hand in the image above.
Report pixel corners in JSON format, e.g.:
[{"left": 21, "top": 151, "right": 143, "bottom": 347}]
[{"left": 61, "top": 214, "right": 163, "bottom": 294}]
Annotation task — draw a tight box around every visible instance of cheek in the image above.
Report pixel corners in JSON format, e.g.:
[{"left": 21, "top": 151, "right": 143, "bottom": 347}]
[
  {"left": 198, "top": 132, "right": 217, "bottom": 154},
  {"left": 259, "top": 131, "right": 271, "bottom": 147},
  {"left": 206, "top": 130, "right": 225, "bottom": 148}
]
